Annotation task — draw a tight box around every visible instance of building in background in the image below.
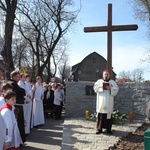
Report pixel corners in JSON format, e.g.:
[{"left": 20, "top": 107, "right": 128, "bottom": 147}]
[{"left": 71, "top": 52, "right": 116, "bottom": 81}]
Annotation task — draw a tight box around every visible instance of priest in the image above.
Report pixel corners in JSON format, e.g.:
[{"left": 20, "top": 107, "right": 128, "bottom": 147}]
[{"left": 93, "top": 70, "right": 119, "bottom": 134}]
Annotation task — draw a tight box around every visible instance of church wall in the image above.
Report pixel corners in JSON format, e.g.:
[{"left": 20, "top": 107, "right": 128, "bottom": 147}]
[{"left": 65, "top": 82, "right": 150, "bottom": 119}]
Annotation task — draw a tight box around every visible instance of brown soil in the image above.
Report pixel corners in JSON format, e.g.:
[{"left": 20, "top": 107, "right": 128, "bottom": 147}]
[{"left": 110, "top": 123, "right": 150, "bottom": 150}]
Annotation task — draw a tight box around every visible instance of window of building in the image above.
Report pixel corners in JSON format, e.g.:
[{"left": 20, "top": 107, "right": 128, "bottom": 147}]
[
  {"left": 93, "top": 58, "right": 96, "bottom": 63},
  {"left": 78, "top": 70, "right": 81, "bottom": 74},
  {"left": 96, "top": 68, "right": 99, "bottom": 73}
]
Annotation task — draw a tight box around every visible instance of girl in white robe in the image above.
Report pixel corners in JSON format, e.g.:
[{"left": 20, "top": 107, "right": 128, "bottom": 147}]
[
  {"left": 0, "top": 91, "right": 22, "bottom": 150},
  {"left": 32, "top": 76, "right": 45, "bottom": 127}
]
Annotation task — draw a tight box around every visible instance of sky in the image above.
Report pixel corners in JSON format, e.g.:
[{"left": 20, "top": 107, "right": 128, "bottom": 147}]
[{"left": 67, "top": 0, "right": 150, "bottom": 80}]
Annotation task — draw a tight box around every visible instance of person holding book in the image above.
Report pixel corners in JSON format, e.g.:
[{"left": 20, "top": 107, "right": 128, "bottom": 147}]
[{"left": 93, "top": 70, "right": 119, "bottom": 134}]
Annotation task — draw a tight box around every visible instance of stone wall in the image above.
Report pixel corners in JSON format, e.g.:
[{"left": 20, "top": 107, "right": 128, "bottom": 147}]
[
  {"left": 65, "top": 81, "right": 96, "bottom": 118},
  {"left": 115, "top": 82, "right": 150, "bottom": 119},
  {"left": 65, "top": 81, "right": 150, "bottom": 119}
]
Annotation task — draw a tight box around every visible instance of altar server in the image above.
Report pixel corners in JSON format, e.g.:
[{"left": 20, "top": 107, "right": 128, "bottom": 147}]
[
  {"left": 1, "top": 91, "right": 22, "bottom": 149},
  {"left": 32, "top": 76, "right": 45, "bottom": 127},
  {"left": 0, "top": 113, "right": 6, "bottom": 150}
]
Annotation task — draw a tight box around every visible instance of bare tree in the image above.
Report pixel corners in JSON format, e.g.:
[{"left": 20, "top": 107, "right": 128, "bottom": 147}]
[
  {"left": 130, "top": 0, "right": 150, "bottom": 19},
  {"left": 129, "top": 0, "right": 150, "bottom": 36},
  {"left": 118, "top": 68, "right": 144, "bottom": 82},
  {"left": 129, "top": 0, "right": 150, "bottom": 69},
  {"left": 0, "top": 0, "right": 18, "bottom": 79},
  {"left": 132, "top": 68, "right": 144, "bottom": 82},
  {"left": 51, "top": 38, "right": 69, "bottom": 76},
  {"left": 16, "top": 0, "right": 80, "bottom": 79},
  {"left": 58, "top": 54, "right": 71, "bottom": 82},
  {"left": 118, "top": 70, "right": 131, "bottom": 79},
  {"left": 12, "top": 37, "right": 33, "bottom": 68}
]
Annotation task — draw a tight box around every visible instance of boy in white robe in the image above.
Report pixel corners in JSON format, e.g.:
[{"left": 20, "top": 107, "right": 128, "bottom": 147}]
[
  {"left": 18, "top": 73, "right": 31, "bottom": 134},
  {"left": 32, "top": 76, "right": 45, "bottom": 127},
  {"left": 0, "top": 90, "right": 22, "bottom": 149},
  {"left": 0, "top": 83, "right": 13, "bottom": 109},
  {"left": 93, "top": 70, "right": 119, "bottom": 134}
]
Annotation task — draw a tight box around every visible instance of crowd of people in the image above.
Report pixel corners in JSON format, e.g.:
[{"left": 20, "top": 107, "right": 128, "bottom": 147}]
[
  {"left": 0, "top": 69, "right": 119, "bottom": 149},
  {"left": 0, "top": 71, "right": 65, "bottom": 150}
]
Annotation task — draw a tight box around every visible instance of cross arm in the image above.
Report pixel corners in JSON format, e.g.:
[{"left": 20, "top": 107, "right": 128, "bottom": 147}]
[{"left": 84, "top": 24, "right": 138, "bottom": 32}]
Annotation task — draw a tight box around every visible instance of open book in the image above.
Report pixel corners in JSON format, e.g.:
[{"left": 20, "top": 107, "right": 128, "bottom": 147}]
[{"left": 103, "top": 82, "right": 109, "bottom": 90}]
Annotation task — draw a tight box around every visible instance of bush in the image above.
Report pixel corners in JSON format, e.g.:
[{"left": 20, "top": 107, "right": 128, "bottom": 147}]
[
  {"left": 90, "top": 112, "right": 97, "bottom": 119},
  {"left": 112, "top": 108, "right": 128, "bottom": 124},
  {"left": 90, "top": 108, "right": 128, "bottom": 124}
]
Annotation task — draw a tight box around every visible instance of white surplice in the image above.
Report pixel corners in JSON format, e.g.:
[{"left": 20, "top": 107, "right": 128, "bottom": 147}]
[
  {"left": 23, "top": 81, "right": 33, "bottom": 134},
  {"left": 0, "top": 96, "right": 6, "bottom": 108},
  {"left": 18, "top": 80, "right": 31, "bottom": 134},
  {"left": 1, "top": 105, "right": 23, "bottom": 148},
  {"left": 93, "top": 79, "right": 119, "bottom": 119},
  {"left": 32, "top": 83, "right": 45, "bottom": 126},
  {"left": 0, "top": 113, "right": 6, "bottom": 150}
]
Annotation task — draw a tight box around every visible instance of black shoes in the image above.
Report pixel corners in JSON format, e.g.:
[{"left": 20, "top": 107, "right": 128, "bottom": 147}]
[
  {"left": 96, "top": 129, "right": 113, "bottom": 135},
  {"left": 96, "top": 129, "right": 102, "bottom": 134}
]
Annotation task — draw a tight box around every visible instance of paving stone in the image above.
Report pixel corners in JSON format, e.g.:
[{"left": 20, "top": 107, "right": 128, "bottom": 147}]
[
  {"left": 61, "top": 117, "right": 146, "bottom": 150},
  {"left": 21, "top": 115, "right": 147, "bottom": 150}
]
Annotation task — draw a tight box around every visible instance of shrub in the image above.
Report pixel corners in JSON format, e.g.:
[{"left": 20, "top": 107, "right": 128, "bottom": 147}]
[
  {"left": 90, "top": 108, "right": 128, "bottom": 124},
  {"left": 112, "top": 108, "right": 128, "bottom": 124}
]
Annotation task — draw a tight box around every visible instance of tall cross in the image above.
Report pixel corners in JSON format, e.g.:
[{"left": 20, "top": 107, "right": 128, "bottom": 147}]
[{"left": 84, "top": 3, "right": 138, "bottom": 78}]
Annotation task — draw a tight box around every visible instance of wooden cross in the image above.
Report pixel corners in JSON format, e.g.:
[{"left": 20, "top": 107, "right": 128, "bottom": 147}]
[{"left": 84, "top": 3, "right": 138, "bottom": 78}]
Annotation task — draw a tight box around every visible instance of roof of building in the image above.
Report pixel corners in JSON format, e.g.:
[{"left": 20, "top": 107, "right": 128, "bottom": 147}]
[{"left": 72, "top": 51, "right": 106, "bottom": 73}]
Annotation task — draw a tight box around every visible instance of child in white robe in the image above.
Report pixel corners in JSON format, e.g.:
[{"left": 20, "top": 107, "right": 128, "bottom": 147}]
[
  {"left": 0, "top": 94, "right": 5, "bottom": 108},
  {"left": 18, "top": 73, "right": 32, "bottom": 134},
  {"left": 0, "top": 83, "right": 13, "bottom": 109},
  {"left": 0, "top": 91, "right": 22, "bottom": 150},
  {"left": 24, "top": 74, "right": 33, "bottom": 132},
  {"left": 32, "top": 76, "right": 45, "bottom": 127}
]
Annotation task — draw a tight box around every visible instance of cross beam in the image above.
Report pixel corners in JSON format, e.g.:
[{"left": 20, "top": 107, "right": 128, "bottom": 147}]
[
  {"left": 84, "top": 25, "right": 138, "bottom": 32},
  {"left": 84, "top": 3, "right": 138, "bottom": 78}
]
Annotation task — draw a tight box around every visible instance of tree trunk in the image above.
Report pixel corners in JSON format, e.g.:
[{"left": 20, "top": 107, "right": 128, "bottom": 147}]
[{"left": 1, "top": 0, "right": 17, "bottom": 79}]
